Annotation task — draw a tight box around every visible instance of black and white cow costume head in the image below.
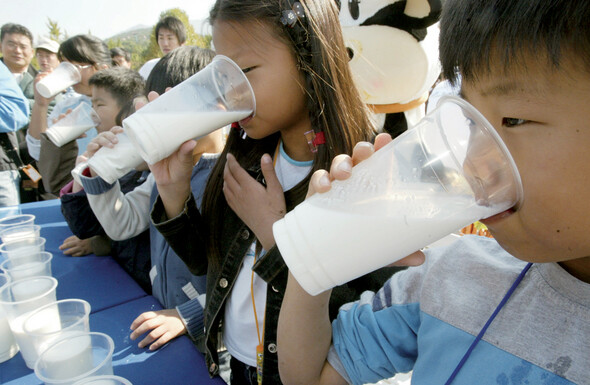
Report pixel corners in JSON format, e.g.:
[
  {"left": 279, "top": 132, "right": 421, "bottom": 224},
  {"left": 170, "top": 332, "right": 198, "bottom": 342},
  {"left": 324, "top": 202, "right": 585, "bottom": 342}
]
[{"left": 337, "top": 0, "right": 443, "bottom": 138}]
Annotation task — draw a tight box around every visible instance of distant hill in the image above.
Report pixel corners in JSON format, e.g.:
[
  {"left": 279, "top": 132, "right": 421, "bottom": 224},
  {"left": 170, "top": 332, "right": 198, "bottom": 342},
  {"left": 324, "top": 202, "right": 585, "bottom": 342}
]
[{"left": 107, "top": 19, "right": 210, "bottom": 45}]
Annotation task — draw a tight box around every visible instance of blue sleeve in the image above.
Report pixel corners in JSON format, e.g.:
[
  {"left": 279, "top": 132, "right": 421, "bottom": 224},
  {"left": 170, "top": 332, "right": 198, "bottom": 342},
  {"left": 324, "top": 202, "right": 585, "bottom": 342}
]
[
  {"left": 331, "top": 290, "right": 421, "bottom": 385},
  {"left": 0, "top": 61, "right": 29, "bottom": 133},
  {"left": 176, "top": 297, "right": 205, "bottom": 340},
  {"left": 60, "top": 190, "right": 106, "bottom": 239}
]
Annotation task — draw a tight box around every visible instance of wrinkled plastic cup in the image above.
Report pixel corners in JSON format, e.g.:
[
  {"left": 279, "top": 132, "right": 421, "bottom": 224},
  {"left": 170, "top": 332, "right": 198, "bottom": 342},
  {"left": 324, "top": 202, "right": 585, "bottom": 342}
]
[
  {"left": 87, "top": 132, "right": 144, "bottom": 184},
  {"left": 1, "top": 251, "right": 53, "bottom": 281},
  {"left": 0, "top": 236, "right": 46, "bottom": 260},
  {"left": 0, "top": 224, "right": 41, "bottom": 243},
  {"left": 0, "top": 273, "right": 19, "bottom": 363},
  {"left": 23, "top": 299, "right": 91, "bottom": 358},
  {"left": 0, "top": 214, "right": 35, "bottom": 230},
  {"left": 0, "top": 276, "right": 58, "bottom": 368},
  {"left": 73, "top": 375, "right": 133, "bottom": 385},
  {"left": 124, "top": 54, "right": 256, "bottom": 165},
  {"left": 36, "top": 61, "right": 82, "bottom": 98},
  {"left": 34, "top": 332, "right": 114, "bottom": 385},
  {"left": 273, "top": 96, "right": 523, "bottom": 295},
  {"left": 45, "top": 103, "right": 101, "bottom": 147}
]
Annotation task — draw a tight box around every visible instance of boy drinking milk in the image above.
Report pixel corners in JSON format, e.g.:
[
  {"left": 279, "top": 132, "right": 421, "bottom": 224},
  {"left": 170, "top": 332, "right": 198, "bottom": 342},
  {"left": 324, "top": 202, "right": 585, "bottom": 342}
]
[{"left": 277, "top": 0, "right": 590, "bottom": 384}]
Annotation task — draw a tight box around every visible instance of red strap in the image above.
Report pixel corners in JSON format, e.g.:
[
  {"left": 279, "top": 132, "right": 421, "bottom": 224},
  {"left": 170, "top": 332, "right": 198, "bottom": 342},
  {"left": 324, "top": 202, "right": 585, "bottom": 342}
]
[{"left": 312, "top": 131, "right": 325, "bottom": 146}]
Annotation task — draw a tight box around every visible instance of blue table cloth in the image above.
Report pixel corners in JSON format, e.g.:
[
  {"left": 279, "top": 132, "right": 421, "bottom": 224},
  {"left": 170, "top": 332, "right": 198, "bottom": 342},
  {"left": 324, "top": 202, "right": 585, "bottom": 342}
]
[{"left": 0, "top": 200, "right": 226, "bottom": 385}]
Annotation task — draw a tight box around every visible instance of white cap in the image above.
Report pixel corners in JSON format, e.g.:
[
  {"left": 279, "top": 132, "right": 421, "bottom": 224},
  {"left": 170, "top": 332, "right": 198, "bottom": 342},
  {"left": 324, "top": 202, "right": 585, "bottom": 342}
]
[{"left": 36, "top": 36, "right": 59, "bottom": 53}]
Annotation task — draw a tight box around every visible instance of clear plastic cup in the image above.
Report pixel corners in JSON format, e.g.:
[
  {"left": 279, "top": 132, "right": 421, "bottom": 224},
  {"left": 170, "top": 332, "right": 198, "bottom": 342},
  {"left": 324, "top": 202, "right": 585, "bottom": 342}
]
[
  {"left": 36, "top": 61, "right": 82, "bottom": 98},
  {"left": 72, "top": 375, "right": 133, "bottom": 385},
  {"left": 123, "top": 54, "right": 256, "bottom": 165},
  {"left": 0, "top": 276, "right": 58, "bottom": 368},
  {"left": 34, "top": 332, "right": 115, "bottom": 385},
  {"left": 45, "top": 103, "right": 101, "bottom": 147},
  {"left": 273, "top": 95, "right": 523, "bottom": 295},
  {"left": 0, "top": 214, "right": 35, "bottom": 230},
  {"left": 1, "top": 251, "right": 53, "bottom": 281},
  {"left": 87, "top": 132, "right": 144, "bottom": 184},
  {"left": 0, "top": 236, "right": 46, "bottom": 260},
  {"left": 23, "top": 299, "right": 91, "bottom": 358},
  {"left": 0, "top": 273, "right": 19, "bottom": 363},
  {"left": 0, "top": 224, "right": 41, "bottom": 243}
]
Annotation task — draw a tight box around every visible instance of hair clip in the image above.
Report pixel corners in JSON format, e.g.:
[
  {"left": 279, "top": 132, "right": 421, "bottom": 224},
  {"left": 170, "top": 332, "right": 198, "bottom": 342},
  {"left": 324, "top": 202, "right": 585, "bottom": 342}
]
[
  {"left": 281, "top": 2, "right": 305, "bottom": 28},
  {"left": 304, "top": 130, "right": 325, "bottom": 153},
  {"left": 231, "top": 122, "right": 248, "bottom": 139}
]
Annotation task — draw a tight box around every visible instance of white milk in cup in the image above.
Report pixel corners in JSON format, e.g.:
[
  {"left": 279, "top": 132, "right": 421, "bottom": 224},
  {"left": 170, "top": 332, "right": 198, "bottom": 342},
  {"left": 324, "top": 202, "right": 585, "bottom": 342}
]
[
  {"left": 123, "top": 55, "right": 256, "bottom": 165},
  {"left": 0, "top": 273, "right": 19, "bottom": 363},
  {"left": 45, "top": 103, "right": 101, "bottom": 147},
  {"left": 23, "top": 299, "right": 91, "bottom": 358},
  {"left": 36, "top": 61, "right": 82, "bottom": 98},
  {"left": 0, "top": 276, "right": 58, "bottom": 368},
  {"left": 87, "top": 132, "right": 145, "bottom": 184},
  {"left": 0, "top": 251, "right": 53, "bottom": 281},
  {"left": 35, "top": 332, "right": 115, "bottom": 385},
  {"left": 72, "top": 375, "right": 133, "bottom": 385},
  {"left": 273, "top": 96, "right": 523, "bottom": 295}
]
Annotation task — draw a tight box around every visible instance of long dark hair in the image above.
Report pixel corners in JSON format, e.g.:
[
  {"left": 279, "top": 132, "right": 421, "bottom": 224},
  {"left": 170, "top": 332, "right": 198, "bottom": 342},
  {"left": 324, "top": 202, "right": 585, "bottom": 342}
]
[{"left": 202, "top": 0, "right": 376, "bottom": 266}]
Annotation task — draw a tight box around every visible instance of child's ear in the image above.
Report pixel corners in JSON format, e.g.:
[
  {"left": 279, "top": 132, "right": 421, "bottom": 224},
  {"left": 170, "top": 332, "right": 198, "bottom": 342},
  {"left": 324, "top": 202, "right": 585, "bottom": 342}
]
[{"left": 99, "top": 63, "right": 109, "bottom": 70}]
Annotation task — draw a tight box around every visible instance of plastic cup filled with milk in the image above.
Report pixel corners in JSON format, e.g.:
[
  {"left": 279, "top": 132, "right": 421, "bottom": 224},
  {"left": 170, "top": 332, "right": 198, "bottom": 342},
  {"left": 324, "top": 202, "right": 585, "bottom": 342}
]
[
  {"left": 72, "top": 375, "right": 133, "bottom": 385},
  {"left": 1, "top": 251, "right": 53, "bottom": 281},
  {"left": 0, "top": 224, "right": 41, "bottom": 243},
  {"left": 273, "top": 96, "right": 523, "bottom": 295},
  {"left": 0, "top": 276, "right": 58, "bottom": 368},
  {"left": 0, "top": 214, "right": 35, "bottom": 230},
  {"left": 45, "top": 103, "right": 101, "bottom": 147},
  {"left": 0, "top": 273, "right": 19, "bottom": 363},
  {"left": 0, "top": 236, "right": 46, "bottom": 261},
  {"left": 86, "top": 132, "right": 145, "bottom": 184},
  {"left": 34, "top": 332, "right": 115, "bottom": 385},
  {"left": 36, "top": 61, "right": 81, "bottom": 99},
  {"left": 123, "top": 54, "right": 256, "bottom": 165},
  {"left": 23, "top": 299, "right": 91, "bottom": 358}
]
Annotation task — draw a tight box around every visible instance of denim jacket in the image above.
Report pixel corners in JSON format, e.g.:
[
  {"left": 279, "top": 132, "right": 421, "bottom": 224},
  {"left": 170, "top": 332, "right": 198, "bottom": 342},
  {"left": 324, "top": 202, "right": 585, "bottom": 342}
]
[{"left": 152, "top": 168, "right": 402, "bottom": 383}]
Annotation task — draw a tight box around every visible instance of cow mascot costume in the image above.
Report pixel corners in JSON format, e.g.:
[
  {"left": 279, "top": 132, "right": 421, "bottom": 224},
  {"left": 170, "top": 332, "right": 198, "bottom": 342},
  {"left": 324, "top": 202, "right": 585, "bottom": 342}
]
[{"left": 338, "top": 0, "right": 443, "bottom": 138}]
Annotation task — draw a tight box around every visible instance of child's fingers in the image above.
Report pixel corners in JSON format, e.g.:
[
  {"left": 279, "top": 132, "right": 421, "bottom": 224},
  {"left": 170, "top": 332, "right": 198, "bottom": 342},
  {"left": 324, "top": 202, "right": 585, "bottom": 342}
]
[
  {"left": 149, "top": 331, "right": 174, "bottom": 351},
  {"left": 329, "top": 154, "right": 353, "bottom": 181},
  {"left": 351, "top": 142, "right": 374, "bottom": 166},
  {"left": 307, "top": 170, "right": 331, "bottom": 198},
  {"left": 260, "top": 154, "right": 281, "bottom": 193},
  {"left": 139, "top": 324, "right": 168, "bottom": 349},
  {"left": 130, "top": 311, "right": 157, "bottom": 334},
  {"left": 374, "top": 133, "right": 393, "bottom": 151}
]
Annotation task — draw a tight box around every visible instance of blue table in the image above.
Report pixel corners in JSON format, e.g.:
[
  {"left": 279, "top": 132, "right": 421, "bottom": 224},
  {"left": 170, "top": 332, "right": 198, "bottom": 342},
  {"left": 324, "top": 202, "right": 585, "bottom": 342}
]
[{"left": 0, "top": 200, "right": 225, "bottom": 385}]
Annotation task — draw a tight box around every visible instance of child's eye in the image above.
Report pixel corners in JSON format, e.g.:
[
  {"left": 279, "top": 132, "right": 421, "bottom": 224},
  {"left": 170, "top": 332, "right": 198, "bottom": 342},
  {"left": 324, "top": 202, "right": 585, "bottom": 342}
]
[
  {"left": 241, "top": 67, "right": 254, "bottom": 74},
  {"left": 502, "top": 117, "right": 528, "bottom": 127}
]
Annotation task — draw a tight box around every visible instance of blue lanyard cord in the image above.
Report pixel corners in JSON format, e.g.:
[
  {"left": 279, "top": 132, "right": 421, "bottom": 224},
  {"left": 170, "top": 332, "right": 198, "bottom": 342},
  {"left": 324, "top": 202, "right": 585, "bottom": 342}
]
[{"left": 444, "top": 262, "right": 533, "bottom": 385}]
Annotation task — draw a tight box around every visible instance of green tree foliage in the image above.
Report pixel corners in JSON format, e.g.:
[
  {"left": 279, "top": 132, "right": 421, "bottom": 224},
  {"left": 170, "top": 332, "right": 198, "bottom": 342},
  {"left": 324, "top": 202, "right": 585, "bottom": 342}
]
[{"left": 46, "top": 18, "right": 63, "bottom": 42}]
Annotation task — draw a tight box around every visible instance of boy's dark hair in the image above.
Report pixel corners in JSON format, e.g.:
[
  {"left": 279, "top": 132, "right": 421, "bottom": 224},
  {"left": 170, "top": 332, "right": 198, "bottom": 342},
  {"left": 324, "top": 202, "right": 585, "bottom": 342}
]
[
  {"left": 110, "top": 47, "right": 131, "bottom": 62},
  {"left": 0, "top": 23, "right": 33, "bottom": 45},
  {"left": 58, "top": 35, "right": 111, "bottom": 67},
  {"left": 146, "top": 46, "right": 215, "bottom": 94},
  {"left": 155, "top": 16, "right": 187, "bottom": 45},
  {"left": 89, "top": 67, "right": 145, "bottom": 108},
  {"left": 440, "top": 0, "right": 590, "bottom": 85}
]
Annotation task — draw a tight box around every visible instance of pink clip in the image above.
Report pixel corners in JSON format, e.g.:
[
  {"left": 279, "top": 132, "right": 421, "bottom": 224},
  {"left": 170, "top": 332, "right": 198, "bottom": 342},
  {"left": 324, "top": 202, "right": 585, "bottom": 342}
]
[{"left": 304, "top": 130, "right": 325, "bottom": 153}]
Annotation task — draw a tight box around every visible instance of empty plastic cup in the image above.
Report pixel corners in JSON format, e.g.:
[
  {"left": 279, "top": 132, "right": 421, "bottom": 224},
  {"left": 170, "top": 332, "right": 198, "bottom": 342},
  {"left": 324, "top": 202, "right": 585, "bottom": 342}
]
[
  {"left": 73, "top": 375, "right": 133, "bottom": 385},
  {"left": 34, "top": 332, "right": 115, "bottom": 385},
  {"left": 23, "top": 299, "right": 91, "bottom": 358},
  {"left": 273, "top": 96, "right": 523, "bottom": 295},
  {"left": 0, "top": 236, "right": 46, "bottom": 260},
  {"left": 0, "top": 276, "right": 58, "bottom": 368},
  {"left": 36, "top": 61, "right": 82, "bottom": 98},
  {"left": 0, "top": 273, "right": 19, "bottom": 363},
  {"left": 1, "top": 251, "right": 53, "bottom": 281},
  {"left": 45, "top": 103, "right": 101, "bottom": 147},
  {"left": 123, "top": 54, "right": 256, "bottom": 165}
]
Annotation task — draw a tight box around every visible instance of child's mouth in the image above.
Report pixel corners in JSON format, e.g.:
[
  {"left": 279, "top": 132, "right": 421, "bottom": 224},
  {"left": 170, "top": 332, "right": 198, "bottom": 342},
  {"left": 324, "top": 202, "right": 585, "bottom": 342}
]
[
  {"left": 480, "top": 207, "right": 516, "bottom": 225},
  {"left": 239, "top": 115, "right": 253, "bottom": 127}
]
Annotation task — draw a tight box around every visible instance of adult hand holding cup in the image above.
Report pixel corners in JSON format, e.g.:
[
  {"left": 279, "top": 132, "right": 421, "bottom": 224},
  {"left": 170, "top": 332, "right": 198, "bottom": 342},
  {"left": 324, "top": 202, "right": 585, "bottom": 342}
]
[
  {"left": 36, "top": 61, "right": 81, "bottom": 99},
  {"left": 123, "top": 55, "right": 256, "bottom": 165},
  {"left": 273, "top": 96, "right": 523, "bottom": 295}
]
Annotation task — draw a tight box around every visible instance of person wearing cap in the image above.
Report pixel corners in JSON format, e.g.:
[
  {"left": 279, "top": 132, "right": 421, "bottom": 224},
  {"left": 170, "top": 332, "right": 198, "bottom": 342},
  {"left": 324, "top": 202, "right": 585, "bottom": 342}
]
[{"left": 36, "top": 36, "right": 60, "bottom": 73}]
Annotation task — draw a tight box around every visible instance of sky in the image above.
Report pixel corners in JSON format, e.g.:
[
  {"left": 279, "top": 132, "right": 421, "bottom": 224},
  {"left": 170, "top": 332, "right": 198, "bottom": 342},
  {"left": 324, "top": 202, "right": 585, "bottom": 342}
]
[{"left": 0, "top": 0, "right": 217, "bottom": 42}]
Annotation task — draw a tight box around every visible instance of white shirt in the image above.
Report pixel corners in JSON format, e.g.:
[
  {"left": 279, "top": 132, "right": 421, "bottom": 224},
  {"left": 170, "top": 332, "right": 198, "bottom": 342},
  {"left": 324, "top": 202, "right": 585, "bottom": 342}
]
[{"left": 223, "top": 142, "right": 312, "bottom": 366}]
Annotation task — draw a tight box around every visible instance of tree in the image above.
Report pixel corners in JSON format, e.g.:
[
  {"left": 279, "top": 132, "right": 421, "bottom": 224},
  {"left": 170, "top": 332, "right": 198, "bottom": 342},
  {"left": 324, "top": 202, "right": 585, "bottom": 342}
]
[
  {"left": 140, "top": 8, "right": 212, "bottom": 65},
  {"left": 46, "top": 18, "right": 63, "bottom": 42}
]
